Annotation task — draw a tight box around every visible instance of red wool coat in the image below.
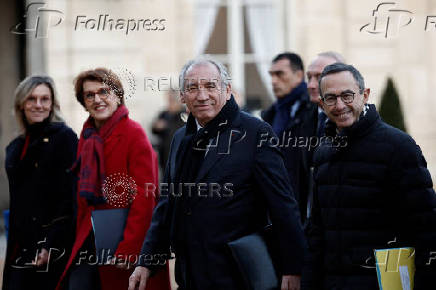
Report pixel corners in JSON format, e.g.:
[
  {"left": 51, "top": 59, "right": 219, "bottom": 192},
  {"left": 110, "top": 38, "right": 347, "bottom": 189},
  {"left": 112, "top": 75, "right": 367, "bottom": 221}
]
[{"left": 57, "top": 116, "right": 170, "bottom": 290}]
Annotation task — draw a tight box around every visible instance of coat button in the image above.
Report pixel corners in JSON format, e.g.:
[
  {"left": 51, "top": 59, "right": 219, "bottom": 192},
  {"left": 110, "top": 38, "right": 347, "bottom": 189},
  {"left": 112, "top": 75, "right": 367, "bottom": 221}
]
[
  {"left": 34, "top": 162, "right": 38, "bottom": 168},
  {"left": 186, "top": 209, "right": 192, "bottom": 215},
  {"left": 32, "top": 217, "right": 36, "bottom": 221}
]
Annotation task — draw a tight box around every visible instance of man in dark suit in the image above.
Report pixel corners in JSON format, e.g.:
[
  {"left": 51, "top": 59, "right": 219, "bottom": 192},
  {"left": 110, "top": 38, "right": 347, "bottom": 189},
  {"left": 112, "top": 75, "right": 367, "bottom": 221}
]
[
  {"left": 262, "top": 53, "right": 318, "bottom": 223},
  {"left": 129, "top": 57, "right": 306, "bottom": 290},
  {"left": 307, "top": 51, "right": 346, "bottom": 138}
]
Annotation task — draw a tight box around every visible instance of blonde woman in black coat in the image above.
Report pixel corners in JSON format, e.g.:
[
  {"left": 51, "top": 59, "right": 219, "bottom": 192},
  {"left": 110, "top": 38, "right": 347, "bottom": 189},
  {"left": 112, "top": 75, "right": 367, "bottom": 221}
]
[{"left": 3, "top": 76, "right": 78, "bottom": 290}]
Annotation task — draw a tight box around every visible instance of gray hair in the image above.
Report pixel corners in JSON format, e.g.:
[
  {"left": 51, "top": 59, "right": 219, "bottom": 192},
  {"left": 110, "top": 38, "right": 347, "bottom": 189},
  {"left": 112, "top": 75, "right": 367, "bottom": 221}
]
[
  {"left": 318, "top": 51, "right": 346, "bottom": 63},
  {"left": 318, "top": 63, "right": 365, "bottom": 97},
  {"left": 179, "top": 56, "right": 231, "bottom": 92},
  {"left": 14, "top": 75, "right": 64, "bottom": 132}
]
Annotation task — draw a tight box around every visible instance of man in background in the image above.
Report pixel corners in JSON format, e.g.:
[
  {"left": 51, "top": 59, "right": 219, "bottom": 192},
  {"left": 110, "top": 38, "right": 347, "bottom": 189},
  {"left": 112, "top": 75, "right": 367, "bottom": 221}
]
[
  {"left": 151, "top": 89, "right": 185, "bottom": 170},
  {"left": 307, "top": 51, "right": 345, "bottom": 137},
  {"left": 304, "top": 51, "right": 345, "bottom": 221},
  {"left": 262, "top": 52, "right": 317, "bottom": 223}
]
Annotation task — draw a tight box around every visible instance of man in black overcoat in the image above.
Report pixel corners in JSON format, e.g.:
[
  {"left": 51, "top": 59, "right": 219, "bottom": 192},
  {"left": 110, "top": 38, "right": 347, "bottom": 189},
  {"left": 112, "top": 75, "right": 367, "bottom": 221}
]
[
  {"left": 129, "top": 57, "right": 307, "bottom": 290},
  {"left": 262, "top": 53, "right": 318, "bottom": 223}
]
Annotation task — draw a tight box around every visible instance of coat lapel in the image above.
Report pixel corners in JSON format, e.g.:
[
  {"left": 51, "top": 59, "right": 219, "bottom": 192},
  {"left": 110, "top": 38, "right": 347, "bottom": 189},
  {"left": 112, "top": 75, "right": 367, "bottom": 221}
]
[
  {"left": 194, "top": 132, "right": 226, "bottom": 183},
  {"left": 195, "top": 124, "right": 245, "bottom": 183}
]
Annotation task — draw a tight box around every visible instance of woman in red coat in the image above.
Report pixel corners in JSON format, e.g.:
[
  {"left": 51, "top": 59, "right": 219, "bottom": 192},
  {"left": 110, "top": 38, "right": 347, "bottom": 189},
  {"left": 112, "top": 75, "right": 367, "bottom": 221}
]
[{"left": 57, "top": 68, "right": 170, "bottom": 290}]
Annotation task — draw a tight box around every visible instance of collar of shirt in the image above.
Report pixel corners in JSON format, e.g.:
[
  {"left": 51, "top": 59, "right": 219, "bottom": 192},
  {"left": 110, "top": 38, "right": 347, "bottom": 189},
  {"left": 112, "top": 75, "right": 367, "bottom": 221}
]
[
  {"left": 195, "top": 119, "right": 203, "bottom": 132},
  {"left": 318, "top": 106, "right": 324, "bottom": 114}
]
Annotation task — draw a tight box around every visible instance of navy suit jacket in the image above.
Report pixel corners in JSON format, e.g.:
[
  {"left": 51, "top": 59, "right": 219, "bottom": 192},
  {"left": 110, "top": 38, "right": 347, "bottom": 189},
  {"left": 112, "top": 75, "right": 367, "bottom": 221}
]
[{"left": 140, "top": 111, "right": 306, "bottom": 289}]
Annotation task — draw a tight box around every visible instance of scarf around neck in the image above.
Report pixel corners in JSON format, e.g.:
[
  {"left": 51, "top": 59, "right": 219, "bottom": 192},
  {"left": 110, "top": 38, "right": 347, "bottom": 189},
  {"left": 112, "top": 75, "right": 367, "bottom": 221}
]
[
  {"left": 176, "top": 95, "right": 239, "bottom": 185},
  {"left": 72, "top": 105, "right": 129, "bottom": 205},
  {"left": 272, "top": 81, "right": 307, "bottom": 136},
  {"left": 325, "top": 103, "right": 375, "bottom": 137}
]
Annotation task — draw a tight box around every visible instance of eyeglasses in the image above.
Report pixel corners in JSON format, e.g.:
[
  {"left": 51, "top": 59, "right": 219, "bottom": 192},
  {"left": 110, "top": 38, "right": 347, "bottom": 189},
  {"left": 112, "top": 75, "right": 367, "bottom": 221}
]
[
  {"left": 322, "top": 92, "right": 356, "bottom": 106},
  {"left": 83, "top": 88, "right": 111, "bottom": 103}
]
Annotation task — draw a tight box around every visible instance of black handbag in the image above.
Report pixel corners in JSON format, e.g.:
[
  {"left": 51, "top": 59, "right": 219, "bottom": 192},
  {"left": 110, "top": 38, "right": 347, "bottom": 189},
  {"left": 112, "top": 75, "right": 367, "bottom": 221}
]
[{"left": 227, "top": 225, "right": 280, "bottom": 290}]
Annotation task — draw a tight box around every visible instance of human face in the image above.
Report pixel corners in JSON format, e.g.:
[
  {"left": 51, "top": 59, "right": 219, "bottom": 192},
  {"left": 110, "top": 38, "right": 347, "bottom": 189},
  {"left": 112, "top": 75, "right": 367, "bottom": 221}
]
[
  {"left": 269, "top": 59, "right": 303, "bottom": 98},
  {"left": 83, "top": 80, "right": 120, "bottom": 128},
  {"left": 307, "top": 56, "right": 337, "bottom": 104},
  {"left": 320, "top": 71, "right": 370, "bottom": 131},
  {"left": 181, "top": 63, "right": 231, "bottom": 126},
  {"left": 23, "top": 84, "right": 52, "bottom": 125}
]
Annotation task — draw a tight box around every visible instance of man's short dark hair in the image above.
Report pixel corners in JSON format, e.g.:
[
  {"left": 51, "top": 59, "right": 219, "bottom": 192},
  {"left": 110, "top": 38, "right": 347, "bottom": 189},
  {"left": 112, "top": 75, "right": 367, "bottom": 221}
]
[
  {"left": 272, "top": 52, "right": 304, "bottom": 73},
  {"left": 318, "top": 63, "right": 365, "bottom": 97}
]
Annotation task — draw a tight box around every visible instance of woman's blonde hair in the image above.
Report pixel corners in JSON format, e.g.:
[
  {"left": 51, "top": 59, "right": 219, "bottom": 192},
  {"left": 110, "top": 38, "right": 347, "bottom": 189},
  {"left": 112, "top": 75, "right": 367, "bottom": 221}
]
[{"left": 14, "top": 75, "right": 63, "bottom": 132}]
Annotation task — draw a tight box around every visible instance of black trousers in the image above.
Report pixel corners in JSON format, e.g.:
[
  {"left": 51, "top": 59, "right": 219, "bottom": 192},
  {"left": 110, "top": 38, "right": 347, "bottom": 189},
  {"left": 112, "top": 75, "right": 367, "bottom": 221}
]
[
  {"left": 67, "top": 263, "right": 100, "bottom": 290},
  {"left": 66, "top": 232, "right": 100, "bottom": 290},
  {"left": 6, "top": 266, "right": 58, "bottom": 290}
]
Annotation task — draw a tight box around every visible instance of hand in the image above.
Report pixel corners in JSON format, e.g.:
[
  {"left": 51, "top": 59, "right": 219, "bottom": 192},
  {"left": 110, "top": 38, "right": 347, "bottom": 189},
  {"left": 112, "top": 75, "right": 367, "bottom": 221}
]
[
  {"left": 128, "top": 266, "right": 150, "bottom": 290},
  {"left": 34, "top": 248, "right": 49, "bottom": 267},
  {"left": 281, "top": 275, "right": 301, "bottom": 290}
]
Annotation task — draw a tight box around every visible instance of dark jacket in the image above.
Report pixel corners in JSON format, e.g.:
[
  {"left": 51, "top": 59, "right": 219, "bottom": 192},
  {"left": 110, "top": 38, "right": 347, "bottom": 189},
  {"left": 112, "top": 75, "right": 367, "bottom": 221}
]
[
  {"left": 140, "top": 108, "right": 306, "bottom": 290},
  {"left": 305, "top": 104, "right": 436, "bottom": 290},
  {"left": 3, "top": 122, "right": 78, "bottom": 290},
  {"left": 262, "top": 87, "right": 318, "bottom": 222},
  {"left": 152, "top": 110, "right": 185, "bottom": 170}
]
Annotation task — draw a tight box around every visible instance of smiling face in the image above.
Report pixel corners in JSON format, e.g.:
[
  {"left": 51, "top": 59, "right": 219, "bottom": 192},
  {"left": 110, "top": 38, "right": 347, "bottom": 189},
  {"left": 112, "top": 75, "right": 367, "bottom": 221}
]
[
  {"left": 22, "top": 84, "right": 53, "bottom": 125},
  {"left": 83, "top": 80, "right": 120, "bottom": 128},
  {"left": 307, "top": 56, "right": 338, "bottom": 104},
  {"left": 320, "top": 71, "right": 370, "bottom": 130},
  {"left": 181, "top": 62, "right": 231, "bottom": 126}
]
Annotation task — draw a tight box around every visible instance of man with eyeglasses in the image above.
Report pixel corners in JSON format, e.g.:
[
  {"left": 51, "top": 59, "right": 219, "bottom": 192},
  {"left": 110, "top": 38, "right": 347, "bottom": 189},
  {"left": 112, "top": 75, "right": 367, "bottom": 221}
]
[{"left": 303, "top": 63, "right": 436, "bottom": 290}]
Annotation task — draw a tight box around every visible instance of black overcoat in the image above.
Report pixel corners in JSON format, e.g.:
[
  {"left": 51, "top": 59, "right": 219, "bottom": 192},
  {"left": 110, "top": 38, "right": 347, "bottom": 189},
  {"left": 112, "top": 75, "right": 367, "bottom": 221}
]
[
  {"left": 3, "top": 122, "right": 77, "bottom": 290},
  {"left": 140, "top": 109, "right": 307, "bottom": 290}
]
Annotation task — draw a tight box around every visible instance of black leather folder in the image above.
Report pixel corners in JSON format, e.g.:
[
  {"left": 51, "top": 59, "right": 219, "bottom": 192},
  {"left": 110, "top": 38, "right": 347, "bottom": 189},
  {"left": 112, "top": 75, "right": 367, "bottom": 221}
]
[
  {"left": 227, "top": 226, "right": 279, "bottom": 290},
  {"left": 91, "top": 208, "right": 129, "bottom": 264}
]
